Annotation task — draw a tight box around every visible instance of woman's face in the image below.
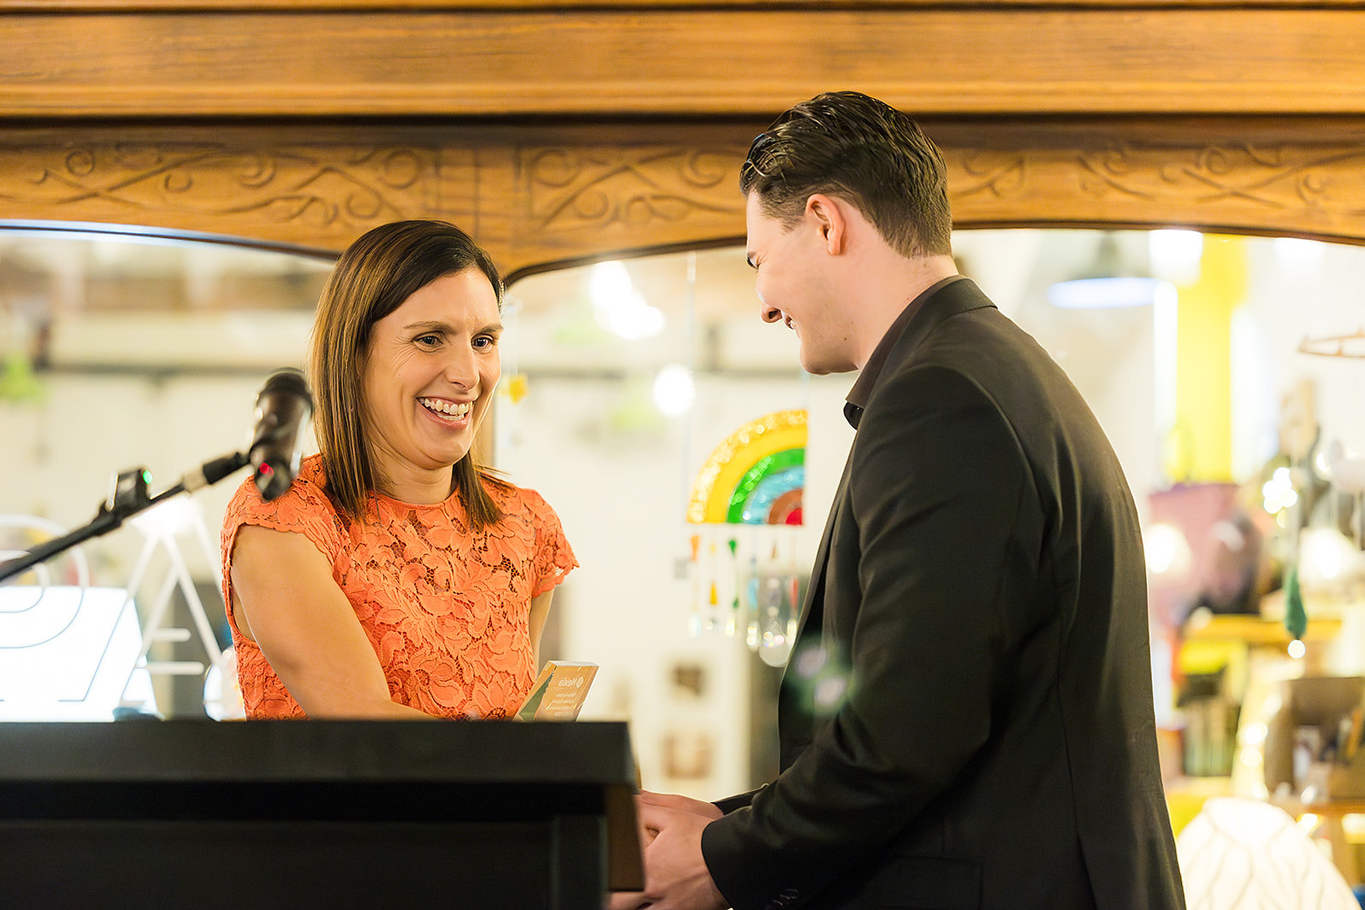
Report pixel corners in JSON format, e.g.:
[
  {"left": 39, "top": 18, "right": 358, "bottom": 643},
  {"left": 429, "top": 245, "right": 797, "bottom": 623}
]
[{"left": 361, "top": 269, "right": 501, "bottom": 489}]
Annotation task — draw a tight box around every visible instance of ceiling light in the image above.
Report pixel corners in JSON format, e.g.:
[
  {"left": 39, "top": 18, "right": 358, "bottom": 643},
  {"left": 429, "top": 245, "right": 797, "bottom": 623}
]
[
  {"left": 652, "top": 363, "right": 694, "bottom": 416},
  {"left": 1048, "top": 233, "right": 1168, "bottom": 309},
  {"left": 1149, "top": 229, "right": 1204, "bottom": 284},
  {"left": 589, "top": 261, "right": 665, "bottom": 340}
]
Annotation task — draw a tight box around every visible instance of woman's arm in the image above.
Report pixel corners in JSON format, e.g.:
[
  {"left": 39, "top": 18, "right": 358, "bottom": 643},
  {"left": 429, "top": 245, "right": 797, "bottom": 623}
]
[
  {"left": 229, "top": 524, "right": 431, "bottom": 719},
  {"left": 528, "top": 589, "right": 554, "bottom": 669}
]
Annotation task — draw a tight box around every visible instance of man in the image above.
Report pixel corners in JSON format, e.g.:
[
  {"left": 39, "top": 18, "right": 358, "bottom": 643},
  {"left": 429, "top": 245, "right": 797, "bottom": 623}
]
[{"left": 619, "top": 91, "right": 1185, "bottom": 910}]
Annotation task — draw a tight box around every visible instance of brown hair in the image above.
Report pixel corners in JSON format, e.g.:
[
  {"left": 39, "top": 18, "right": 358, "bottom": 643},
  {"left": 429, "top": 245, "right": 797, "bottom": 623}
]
[
  {"left": 740, "top": 91, "right": 953, "bottom": 259},
  {"left": 310, "top": 219, "right": 507, "bottom": 528}
]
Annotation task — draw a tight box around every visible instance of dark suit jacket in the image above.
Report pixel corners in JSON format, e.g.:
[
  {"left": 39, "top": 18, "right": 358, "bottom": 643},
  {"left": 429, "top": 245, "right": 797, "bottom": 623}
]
[{"left": 700, "top": 278, "right": 1185, "bottom": 910}]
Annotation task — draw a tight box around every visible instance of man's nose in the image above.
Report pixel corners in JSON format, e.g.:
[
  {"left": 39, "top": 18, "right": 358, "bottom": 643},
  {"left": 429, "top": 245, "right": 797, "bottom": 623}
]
[{"left": 760, "top": 303, "right": 783, "bottom": 324}]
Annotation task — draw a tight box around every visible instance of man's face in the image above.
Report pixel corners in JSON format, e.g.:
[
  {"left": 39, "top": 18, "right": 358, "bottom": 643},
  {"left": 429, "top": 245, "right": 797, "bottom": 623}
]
[{"left": 745, "top": 192, "right": 857, "bottom": 375}]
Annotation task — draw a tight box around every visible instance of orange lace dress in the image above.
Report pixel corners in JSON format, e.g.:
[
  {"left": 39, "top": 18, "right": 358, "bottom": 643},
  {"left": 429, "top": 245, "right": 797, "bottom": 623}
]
[{"left": 220, "top": 454, "right": 576, "bottom": 719}]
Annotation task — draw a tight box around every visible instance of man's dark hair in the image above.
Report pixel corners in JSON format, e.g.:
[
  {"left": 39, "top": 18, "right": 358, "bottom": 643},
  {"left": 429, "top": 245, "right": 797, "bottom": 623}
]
[{"left": 740, "top": 91, "right": 953, "bottom": 258}]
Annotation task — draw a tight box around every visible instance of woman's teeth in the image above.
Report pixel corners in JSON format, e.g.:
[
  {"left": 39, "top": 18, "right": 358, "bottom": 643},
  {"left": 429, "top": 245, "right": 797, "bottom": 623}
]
[{"left": 419, "top": 398, "right": 471, "bottom": 418}]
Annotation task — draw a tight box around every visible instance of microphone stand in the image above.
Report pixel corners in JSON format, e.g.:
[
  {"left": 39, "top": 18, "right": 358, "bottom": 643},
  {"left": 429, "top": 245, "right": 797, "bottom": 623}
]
[{"left": 0, "top": 451, "right": 249, "bottom": 585}]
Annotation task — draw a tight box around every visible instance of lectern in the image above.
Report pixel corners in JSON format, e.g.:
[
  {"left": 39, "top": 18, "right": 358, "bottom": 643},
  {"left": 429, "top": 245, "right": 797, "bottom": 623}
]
[{"left": 0, "top": 720, "right": 642, "bottom": 909}]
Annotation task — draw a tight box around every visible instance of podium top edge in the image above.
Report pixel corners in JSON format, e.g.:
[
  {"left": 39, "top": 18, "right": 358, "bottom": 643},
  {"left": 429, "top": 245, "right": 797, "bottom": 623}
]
[{"left": 0, "top": 719, "right": 637, "bottom": 786}]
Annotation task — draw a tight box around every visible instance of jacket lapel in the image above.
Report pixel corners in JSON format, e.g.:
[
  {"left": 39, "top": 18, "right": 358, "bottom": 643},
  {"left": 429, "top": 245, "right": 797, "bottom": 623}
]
[
  {"left": 788, "top": 452, "right": 851, "bottom": 651},
  {"left": 787, "top": 279, "right": 995, "bottom": 652}
]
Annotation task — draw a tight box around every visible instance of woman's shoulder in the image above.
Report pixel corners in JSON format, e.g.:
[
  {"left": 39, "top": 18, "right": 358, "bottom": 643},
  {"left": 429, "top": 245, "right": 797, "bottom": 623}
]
[
  {"left": 225, "top": 454, "right": 338, "bottom": 525},
  {"left": 481, "top": 476, "right": 576, "bottom": 583},
  {"left": 483, "top": 474, "right": 553, "bottom": 516}
]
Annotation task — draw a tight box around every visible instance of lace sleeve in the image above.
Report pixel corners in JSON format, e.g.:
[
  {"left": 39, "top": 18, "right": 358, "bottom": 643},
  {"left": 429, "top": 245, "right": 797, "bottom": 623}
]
[
  {"left": 526, "top": 490, "right": 578, "bottom": 597},
  {"left": 219, "top": 463, "right": 344, "bottom": 574}
]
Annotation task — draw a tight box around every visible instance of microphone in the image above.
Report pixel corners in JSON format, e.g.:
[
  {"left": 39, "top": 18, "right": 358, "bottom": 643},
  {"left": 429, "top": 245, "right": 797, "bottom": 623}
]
[
  {"left": 181, "top": 451, "right": 250, "bottom": 493},
  {"left": 248, "top": 368, "right": 314, "bottom": 501}
]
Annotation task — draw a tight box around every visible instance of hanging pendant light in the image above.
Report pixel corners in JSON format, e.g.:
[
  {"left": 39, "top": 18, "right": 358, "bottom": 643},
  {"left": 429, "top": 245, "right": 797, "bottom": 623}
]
[{"left": 1047, "top": 232, "right": 1168, "bottom": 309}]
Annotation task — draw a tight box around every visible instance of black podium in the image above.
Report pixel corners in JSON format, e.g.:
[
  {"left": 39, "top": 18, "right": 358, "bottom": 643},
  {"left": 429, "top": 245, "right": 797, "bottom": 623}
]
[{"left": 0, "top": 720, "right": 642, "bottom": 909}]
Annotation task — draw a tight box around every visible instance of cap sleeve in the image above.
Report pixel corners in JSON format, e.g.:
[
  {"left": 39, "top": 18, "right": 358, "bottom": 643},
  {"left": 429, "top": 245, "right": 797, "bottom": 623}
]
[
  {"left": 220, "top": 458, "right": 344, "bottom": 573},
  {"left": 524, "top": 489, "right": 577, "bottom": 597}
]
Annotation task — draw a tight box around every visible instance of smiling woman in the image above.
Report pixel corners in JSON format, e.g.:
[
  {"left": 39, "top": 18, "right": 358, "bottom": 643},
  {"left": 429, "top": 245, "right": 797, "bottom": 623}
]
[
  {"left": 361, "top": 270, "right": 503, "bottom": 504},
  {"left": 220, "top": 220, "right": 577, "bottom": 720}
]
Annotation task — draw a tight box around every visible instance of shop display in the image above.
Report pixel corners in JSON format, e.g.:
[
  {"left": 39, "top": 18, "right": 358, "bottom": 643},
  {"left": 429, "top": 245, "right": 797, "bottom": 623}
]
[{"left": 686, "top": 410, "right": 806, "bottom": 664}]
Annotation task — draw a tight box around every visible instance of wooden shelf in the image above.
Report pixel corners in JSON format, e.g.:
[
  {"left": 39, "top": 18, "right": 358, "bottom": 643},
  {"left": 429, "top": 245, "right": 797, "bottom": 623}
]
[{"left": 1183, "top": 613, "right": 1341, "bottom": 646}]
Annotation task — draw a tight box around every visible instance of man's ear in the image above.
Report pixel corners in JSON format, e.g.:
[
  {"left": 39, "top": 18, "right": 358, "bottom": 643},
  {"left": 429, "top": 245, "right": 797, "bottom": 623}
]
[{"left": 805, "top": 193, "right": 848, "bottom": 255}]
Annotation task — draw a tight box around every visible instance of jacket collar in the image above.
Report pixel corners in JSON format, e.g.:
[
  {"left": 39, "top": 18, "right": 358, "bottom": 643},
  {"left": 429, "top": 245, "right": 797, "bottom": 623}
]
[{"left": 843, "top": 276, "right": 993, "bottom": 428}]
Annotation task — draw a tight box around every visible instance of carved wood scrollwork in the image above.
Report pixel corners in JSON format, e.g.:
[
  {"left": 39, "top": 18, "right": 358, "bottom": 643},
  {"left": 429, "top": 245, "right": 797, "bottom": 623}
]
[
  {"left": 0, "top": 126, "right": 1363, "bottom": 268},
  {"left": 952, "top": 151, "right": 1028, "bottom": 201},
  {"left": 1077, "top": 141, "right": 1365, "bottom": 214},
  {"left": 943, "top": 136, "right": 1365, "bottom": 241},
  {"left": 519, "top": 144, "right": 748, "bottom": 244},
  {"left": 0, "top": 142, "right": 436, "bottom": 244}
]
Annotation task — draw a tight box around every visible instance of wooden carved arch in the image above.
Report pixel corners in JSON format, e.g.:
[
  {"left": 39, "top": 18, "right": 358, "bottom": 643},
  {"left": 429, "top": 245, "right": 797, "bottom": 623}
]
[
  {"left": 3, "top": 2, "right": 1365, "bottom": 268},
  {"left": 3, "top": 117, "right": 1364, "bottom": 280}
]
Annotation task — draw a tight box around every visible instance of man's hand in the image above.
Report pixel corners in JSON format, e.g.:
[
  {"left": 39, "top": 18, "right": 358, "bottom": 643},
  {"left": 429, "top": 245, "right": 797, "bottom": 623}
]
[
  {"left": 607, "top": 891, "right": 651, "bottom": 910},
  {"left": 606, "top": 792, "right": 728, "bottom": 910},
  {"left": 640, "top": 790, "right": 724, "bottom": 822}
]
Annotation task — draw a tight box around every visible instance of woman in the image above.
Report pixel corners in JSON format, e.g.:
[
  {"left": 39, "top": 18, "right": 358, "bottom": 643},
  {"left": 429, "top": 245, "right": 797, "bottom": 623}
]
[{"left": 220, "top": 220, "right": 576, "bottom": 719}]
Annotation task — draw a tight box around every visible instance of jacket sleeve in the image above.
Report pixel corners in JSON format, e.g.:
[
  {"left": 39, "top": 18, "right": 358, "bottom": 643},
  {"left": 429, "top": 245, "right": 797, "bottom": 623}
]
[
  {"left": 701, "top": 364, "right": 1043, "bottom": 910},
  {"left": 713, "top": 786, "right": 767, "bottom": 815}
]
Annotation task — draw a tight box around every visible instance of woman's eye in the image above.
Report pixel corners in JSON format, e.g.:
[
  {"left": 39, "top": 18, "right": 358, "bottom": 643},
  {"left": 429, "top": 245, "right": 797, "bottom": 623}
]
[{"left": 415, "top": 334, "right": 441, "bottom": 347}]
